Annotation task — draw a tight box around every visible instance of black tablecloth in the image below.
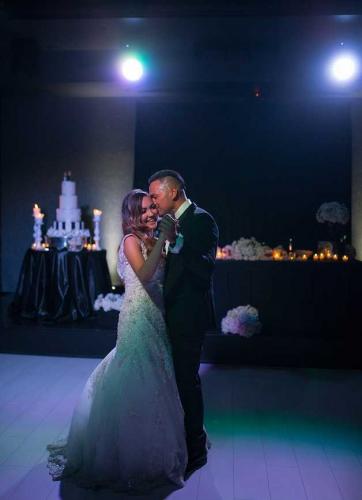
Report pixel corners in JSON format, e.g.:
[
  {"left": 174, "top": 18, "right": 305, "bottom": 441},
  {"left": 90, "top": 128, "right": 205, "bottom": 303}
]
[
  {"left": 213, "top": 260, "right": 362, "bottom": 338},
  {"left": 10, "top": 249, "right": 112, "bottom": 321}
]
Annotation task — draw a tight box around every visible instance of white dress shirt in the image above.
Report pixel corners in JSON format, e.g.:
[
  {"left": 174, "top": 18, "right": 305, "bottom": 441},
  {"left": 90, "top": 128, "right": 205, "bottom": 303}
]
[{"left": 167, "top": 198, "right": 192, "bottom": 254}]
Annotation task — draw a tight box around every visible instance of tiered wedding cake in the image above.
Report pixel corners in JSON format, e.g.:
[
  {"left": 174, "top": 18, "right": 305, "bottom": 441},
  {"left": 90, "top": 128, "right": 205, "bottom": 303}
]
[{"left": 47, "top": 172, "right": 90, "bottom": 245}]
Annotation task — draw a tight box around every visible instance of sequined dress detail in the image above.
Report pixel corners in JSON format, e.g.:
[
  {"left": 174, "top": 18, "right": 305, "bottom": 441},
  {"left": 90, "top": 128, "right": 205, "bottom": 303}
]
[{"left": 47, "top": 235, "right": 187, "bottom": 493}]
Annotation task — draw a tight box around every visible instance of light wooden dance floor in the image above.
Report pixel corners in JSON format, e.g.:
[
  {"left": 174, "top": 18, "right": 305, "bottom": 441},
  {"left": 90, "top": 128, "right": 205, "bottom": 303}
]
[{"left": 0, "top": 354, "right": 361, "bottom": 500}]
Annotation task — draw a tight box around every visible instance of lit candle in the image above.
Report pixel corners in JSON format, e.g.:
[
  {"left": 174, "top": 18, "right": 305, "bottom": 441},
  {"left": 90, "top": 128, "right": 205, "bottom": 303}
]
[
  {"left": 33, "top": 203, "right": 42, "bottom": 219},
  {"left": 32, "top": 204, "right": 44, "bottom": 250},
  {"left": 333, "top": 254, "right": 338, "bottom": 261},
  {"left": 326, "top": 251, "right": 332, "bottom": 259},
  {"left": 313, "top": 253, "right": 319, "bottom": 261},
  {"left": 216, "top": 247, "right": 223, "bottom": 259},
  {"left": 93, "top": 209, "right": 102, "bottom": 251},
  {"left": 342, "top": 255, "right": 349, "bottom": 262},
  {"left": 302, "top": 254, "right": 308, "bottom": 261},
  {"left": 273, "top": 250, "right": 281, "bottom": 260},
  {"left": 319, "top": 253, "right": 325, "bottom": 260},
  {"left": 93, "top": 209, "right": 102, "bottom": 220}
]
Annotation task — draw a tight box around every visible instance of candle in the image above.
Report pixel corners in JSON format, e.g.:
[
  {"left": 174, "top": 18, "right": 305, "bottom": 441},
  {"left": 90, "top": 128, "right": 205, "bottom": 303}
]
[
  {"left": 273, "top": 250, "right": 281, "bottom": 260},
  {"left": 313, "top": 253, "right": 319, "bottom": 261},
  {"left": 216, "top": 247, "right": 223, "bottom": 259},
  {"left": 326, "top": 251, "right": 332, "bottom": 259},
  {"left": 32, "top": 203, "right": 45, "bottom": 250},
  {"left": 302, "top": 254, "right": 308, "bottom": 260},
  {"left": 93, "top": 210, "right": 102, "bottom": 251},
  {"left": 333, "top": 254, "right": 338, "bottom": 261},
  {"left": 33, "top": 204, "right": 41, "bottom": 218},
  {"left": 342, "top": 255, "right": 349, "bottom": 262},
  {"left": 319, "top": 253, "right": 325, "bottom": 260}
]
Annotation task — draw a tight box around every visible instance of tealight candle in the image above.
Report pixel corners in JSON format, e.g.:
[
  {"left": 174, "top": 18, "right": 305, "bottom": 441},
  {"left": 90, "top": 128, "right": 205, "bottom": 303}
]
[
  {"left": 273, "top": 250, "right": 281, "bottom": 260},
  {"left": 302, "top": 254, "right": 308, "bottom": 260},
  {"left": 319, "top": 253, "right": 325, "bottom": 260},
  {"left": 333, "top": 254, "right": 338, "bottom": 261},
  {"left": 326, "top": 251, "right": 332, "bottom": 259},
  {"left": 342, "top": 255, "right": 349, "bottom": 262},
  {"left": 216, "top": 247, "right": 223, "bottom": 259},
  {"left": 313, "top": 253, "right": 319, "bottom": 261}
]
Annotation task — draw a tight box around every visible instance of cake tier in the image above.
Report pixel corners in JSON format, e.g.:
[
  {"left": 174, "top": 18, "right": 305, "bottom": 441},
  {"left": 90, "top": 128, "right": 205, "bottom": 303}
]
[
  {"left": 61, "top": 180, "right": 76, "bottom": 196},
  {"left": 59, "top": 194, "right": 78, "bottom": 210},
  {"left": 56, "top": 208, "right": 81, "bottom": 222},
  {"left": 47, "top": 226, "right": 90, "bottom": 238}
]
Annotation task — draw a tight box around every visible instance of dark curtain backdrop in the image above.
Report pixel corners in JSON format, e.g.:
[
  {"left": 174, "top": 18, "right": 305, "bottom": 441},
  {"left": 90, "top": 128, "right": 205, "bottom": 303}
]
[{"left": 134, "top": 100, "right": 351, "bottom": 249}]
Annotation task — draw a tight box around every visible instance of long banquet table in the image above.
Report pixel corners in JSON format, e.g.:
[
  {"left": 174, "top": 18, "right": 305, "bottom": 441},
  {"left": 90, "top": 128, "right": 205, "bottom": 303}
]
[{"left": 213, "top": 259, "right": 362, "bottom": 339}]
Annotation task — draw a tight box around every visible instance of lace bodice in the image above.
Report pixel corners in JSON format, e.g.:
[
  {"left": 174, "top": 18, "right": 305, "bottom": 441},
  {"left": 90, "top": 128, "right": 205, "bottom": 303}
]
[
  {"left": 117, "top": 235, "right": 165, "bottom": 314},
  {"left": 117, "top": 235, "right": 164, "bottom": 283}
]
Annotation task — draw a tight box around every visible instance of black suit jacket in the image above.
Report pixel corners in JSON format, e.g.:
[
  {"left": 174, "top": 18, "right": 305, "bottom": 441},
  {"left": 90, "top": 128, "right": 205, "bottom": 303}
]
[{"left": 164, "top": 203, "right": 219, "bottom": 338}]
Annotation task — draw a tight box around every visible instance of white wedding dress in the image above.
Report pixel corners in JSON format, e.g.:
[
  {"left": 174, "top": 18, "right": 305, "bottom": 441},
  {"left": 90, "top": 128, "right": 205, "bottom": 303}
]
[{"left": 47, "top": 235, "right": 187, "bottom": 493}]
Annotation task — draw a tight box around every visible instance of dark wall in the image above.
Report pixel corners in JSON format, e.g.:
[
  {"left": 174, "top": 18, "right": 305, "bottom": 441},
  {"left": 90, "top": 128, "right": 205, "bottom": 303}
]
[
  {"left": 1, "top": 94, "right": 135, "bottom": 292},
  {"left": 134, "top": 99, "right": 351, "bottom": 248}
]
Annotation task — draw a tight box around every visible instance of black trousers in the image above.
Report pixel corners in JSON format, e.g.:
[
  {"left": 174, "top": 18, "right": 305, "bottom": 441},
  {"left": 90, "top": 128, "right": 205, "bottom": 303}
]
[{"left": 169, "top": 332, "right": 207, "bottom": 461}]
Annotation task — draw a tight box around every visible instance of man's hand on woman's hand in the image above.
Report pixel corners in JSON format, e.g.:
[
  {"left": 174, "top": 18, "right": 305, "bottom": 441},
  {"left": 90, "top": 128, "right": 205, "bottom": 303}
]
[{"left": 158, "top": 214, "right": 177, "bottom": 244}]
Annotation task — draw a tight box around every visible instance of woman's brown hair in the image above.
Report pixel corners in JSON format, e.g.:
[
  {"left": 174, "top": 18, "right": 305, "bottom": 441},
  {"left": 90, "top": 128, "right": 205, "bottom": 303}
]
[{"left": 121, "top": 189, "right": 156, "bottom": 252}]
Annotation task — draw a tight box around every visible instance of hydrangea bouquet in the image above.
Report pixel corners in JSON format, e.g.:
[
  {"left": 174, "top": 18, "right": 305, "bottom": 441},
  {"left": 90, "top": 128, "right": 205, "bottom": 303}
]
[
  {"left": 221, "top": 305, "right": 262, "bottom": 337},
  {"left": 316, "top": 202, "right": 349, "bottom": 253},
  {"left": 316, "top": 202, "right": 349, "bottom": 225},
  {"left": 94, "top": 293, "right": 124, "bottom": 312},
  {"left": 225, "top": 237, "right": 271, "bottom": 260}
]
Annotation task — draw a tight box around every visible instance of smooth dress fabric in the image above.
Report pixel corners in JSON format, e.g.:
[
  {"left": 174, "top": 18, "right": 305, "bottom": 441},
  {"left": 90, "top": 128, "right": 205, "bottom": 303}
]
[{"left": 47, "top": 236, "right": 187, "bottom": 493}]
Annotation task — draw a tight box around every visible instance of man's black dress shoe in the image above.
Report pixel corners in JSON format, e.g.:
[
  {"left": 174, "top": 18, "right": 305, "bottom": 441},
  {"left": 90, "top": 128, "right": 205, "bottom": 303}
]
[{"left": 184, "top": 453, "right": 208, "bottom": 480}]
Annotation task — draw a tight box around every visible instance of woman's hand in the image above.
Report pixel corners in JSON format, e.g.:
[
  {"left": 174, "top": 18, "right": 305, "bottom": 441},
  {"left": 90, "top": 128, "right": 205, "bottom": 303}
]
[{"left": 158, "top": 214, "right": 177, "bottom": 244}]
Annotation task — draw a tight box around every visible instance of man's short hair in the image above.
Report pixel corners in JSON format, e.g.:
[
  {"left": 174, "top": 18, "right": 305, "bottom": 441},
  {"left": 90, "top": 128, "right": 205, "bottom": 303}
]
[{"left": 148, "top": 170, "right": 186, "bottom": 191}]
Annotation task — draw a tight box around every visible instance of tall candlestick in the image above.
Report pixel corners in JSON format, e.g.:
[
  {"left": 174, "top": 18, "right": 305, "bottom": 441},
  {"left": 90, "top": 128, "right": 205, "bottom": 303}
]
[
  {"left": 32, "top": 204, "right": 44, "bottom": 250},
  {"left": 93, "top": 209, "right": 102, "bottom": 251}
]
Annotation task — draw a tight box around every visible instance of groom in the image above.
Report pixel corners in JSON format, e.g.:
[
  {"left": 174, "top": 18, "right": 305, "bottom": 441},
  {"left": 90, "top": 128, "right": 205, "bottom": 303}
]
[{"left": 148, "top": 170, "right": 219, "bottom": 479}]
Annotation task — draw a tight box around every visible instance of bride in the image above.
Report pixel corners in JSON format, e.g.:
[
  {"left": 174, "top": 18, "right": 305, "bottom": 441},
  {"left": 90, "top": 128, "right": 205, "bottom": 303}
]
[{"left": 47, "top": 189, "right": 187, "bottom": 493}]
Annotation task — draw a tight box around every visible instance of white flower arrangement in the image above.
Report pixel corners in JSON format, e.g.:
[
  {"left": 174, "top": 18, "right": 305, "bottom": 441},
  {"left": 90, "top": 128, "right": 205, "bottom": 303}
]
[
  {"left": 316, "top": 202, "right": 349, "bottom": 225},
  {"left": 94, "top": 293, "right": 124, "bottom": 312},
  {"left": 221, "top": 305, "right": 262, "bottom": 337},
  {"left": 227, "top": 237, "right": 271, "bottom": 261}
]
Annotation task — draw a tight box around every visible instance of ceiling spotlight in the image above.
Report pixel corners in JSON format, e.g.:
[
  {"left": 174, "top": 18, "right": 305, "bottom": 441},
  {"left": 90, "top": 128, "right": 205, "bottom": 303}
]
[
  {"left": 119, "top": 57, "right": 144, "bottom": 82},
  {"left": 328, "top": 53, "right": 359, "bottom": 83}
]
